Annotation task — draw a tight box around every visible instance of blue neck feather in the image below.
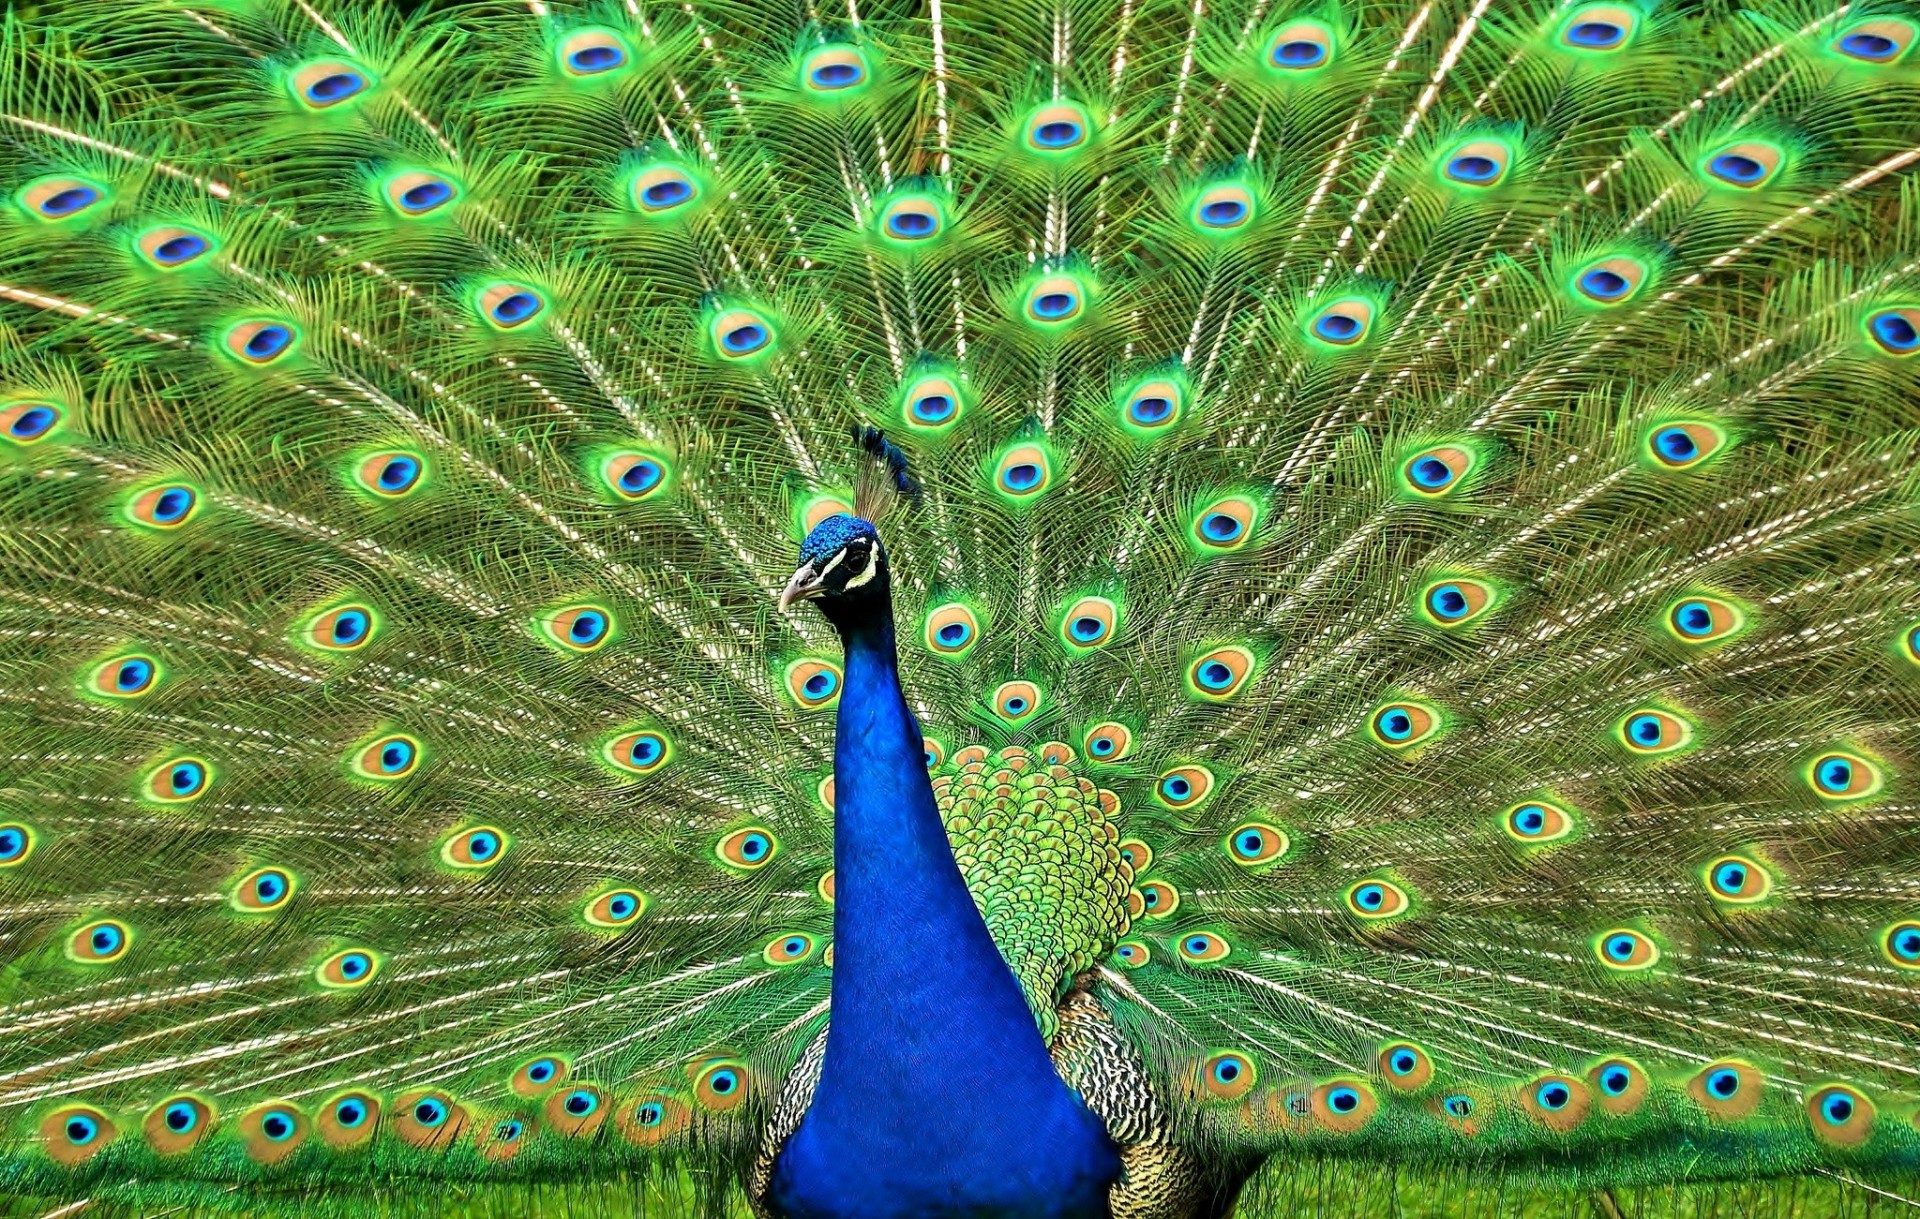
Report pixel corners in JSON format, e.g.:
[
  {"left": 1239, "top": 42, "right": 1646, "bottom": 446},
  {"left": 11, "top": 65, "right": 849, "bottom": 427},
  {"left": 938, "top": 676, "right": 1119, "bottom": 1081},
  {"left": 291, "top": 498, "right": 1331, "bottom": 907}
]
[{"left": 769, "top": 590, "right": 1118, "bottom": 1218}]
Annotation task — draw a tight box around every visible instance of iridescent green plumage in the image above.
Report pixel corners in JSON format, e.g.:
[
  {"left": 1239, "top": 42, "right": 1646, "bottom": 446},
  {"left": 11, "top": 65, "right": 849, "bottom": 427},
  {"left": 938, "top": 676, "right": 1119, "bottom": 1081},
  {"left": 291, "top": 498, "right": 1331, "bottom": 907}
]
[{"left": 1, "top": 0, "right": 1919, "bottom": 1213}]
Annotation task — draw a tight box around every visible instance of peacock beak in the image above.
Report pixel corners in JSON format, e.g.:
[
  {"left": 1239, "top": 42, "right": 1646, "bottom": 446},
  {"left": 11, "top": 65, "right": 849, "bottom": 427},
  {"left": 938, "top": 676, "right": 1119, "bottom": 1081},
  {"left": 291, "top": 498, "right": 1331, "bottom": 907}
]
[{"left": 779, "top": 561, "right": 827, "bottom": 610}]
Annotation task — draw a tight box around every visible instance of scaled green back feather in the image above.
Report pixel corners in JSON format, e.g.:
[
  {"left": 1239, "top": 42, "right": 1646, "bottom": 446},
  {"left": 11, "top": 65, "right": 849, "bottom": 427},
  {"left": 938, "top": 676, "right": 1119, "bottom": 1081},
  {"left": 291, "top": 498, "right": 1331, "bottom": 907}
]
[{"left": 1, "top": 0, "right": 1919, "bottom": 1212}]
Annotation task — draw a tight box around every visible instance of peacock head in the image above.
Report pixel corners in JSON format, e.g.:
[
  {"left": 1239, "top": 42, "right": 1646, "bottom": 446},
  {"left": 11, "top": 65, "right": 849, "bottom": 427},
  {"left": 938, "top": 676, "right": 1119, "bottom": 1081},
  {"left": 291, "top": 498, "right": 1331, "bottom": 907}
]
[{"left": 779, "top": 514, "right": 889, "bottom": 621}]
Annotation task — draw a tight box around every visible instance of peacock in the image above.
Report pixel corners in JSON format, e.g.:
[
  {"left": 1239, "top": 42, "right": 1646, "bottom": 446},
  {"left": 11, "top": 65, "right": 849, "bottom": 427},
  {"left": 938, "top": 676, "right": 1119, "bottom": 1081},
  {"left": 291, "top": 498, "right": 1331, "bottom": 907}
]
[{"left": 2, "top": 0, "right": 1919, "bottom": 1215}]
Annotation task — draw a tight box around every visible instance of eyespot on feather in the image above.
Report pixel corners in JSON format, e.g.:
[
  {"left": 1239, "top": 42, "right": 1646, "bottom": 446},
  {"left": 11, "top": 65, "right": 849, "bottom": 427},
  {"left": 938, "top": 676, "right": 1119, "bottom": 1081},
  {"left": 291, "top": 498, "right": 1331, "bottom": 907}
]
[
  {"left": 1880, "top": 921, "right": 1920, "bottom": 968},
  {"left": 817, "top": 871, "right": 836, "bottom": 904},
  {"left": 476, "top": 1116, "right": 529, "bottom": 1163},
  {"left": 1441, "top": 139, "right": 1512, "bottom": 187},
  {"left": 1346, "top": 879, "right": 1411, "bottom": 920},
  {"left": 1176, "top": 931, "right": 1230, "bottom": 964},
  {"left": 992, "top": 680, "right": 1041, "bottom": 723},
  {"left": 352, "top": 733, "right": 421, "bottom": 781},
  {"left": 1378, "top": 1043, "right": 1432, "bottom": 1091},
  {"left": 1571, "top": 255, "right": 1648, "bottom": 305},
  {"left": 1502, "top": 801, "right": 1575, "bottom": 845},
  {"left": 630, "top": 164, "right": 700, "bottom": 215},
  {"left": 352, "top": 451, "right": 427, "bottom": 500},
  {"left": 1154, "top": 765, "right": 1213, "bottom": 809},
  {"left": 540, "top": 604, "right": 616, "bottom": 653},
  {"left": 1432, "top": 1089, "right": 1491, "bottom": 1135},
  {"left": 238, "top": 1102, "right": 308, "bottom": 1165},
  {"left": 1136, "top": 880, "right": 1180, "bottom": 920},
  {"left": 1701, "top": 141, "right": 1783, "bottom": 189},
  {"left": 1225, "top": 822, "right": 1289, "bottom": 866},
  {"left": 559, "top": 29, "right": 630, "bottom": 77},
  {"left": 924, "top": 603, "right": 981, "bottom": 656},
  {"left": 1191, "top": 497, "right": 1258, "bottom": 551},
  {"left": 128, "top": 483, "right": 200, "bottom": 529},
  {"left": 136, "top": 225, "right": 216, "bottom": 270},
  {"left": 1589, "top": 1059, "right": 1649, "bottom": 1115},
  {"left": 1805, "top": 750, "right": 1885, "bottom": 801},
  {"left": 619, "top": 1095, "right": 690, "bottom": 1145},
  {"left": 545, "top": 1085, "right": 609, "bottom": 1137},
  {"left": 1311, "top": 1080, "right": 1377, "bottom": 1133},
  {"left": 223, "top": 318, "right": 301, "bottom": 366},
  {"left": 1520, "top": 1076, "right": 1591, "bottom": 1133},
  {"left": 763, "top": 932, "right": 818, "bottom": 966},
  {"left": 68, "top": 919, "right": 130, "bottom": 964},
  {"left": 1264, "top": 21, "right": 1335, "bottom": 72},
  {"left": 584, "top": 888, "right": 647, "bottom": 928},
  {"left": 900, "top": 373, "right": 965, "bottom": 431},
  {"left": 877, "top": 193, "right": 946, "bottom": 245},
  {"left": 1060, "top": 597, "right": 1119, "bottom": 650},
  {"left": 692, "top": 1060, "right": 749, "bottom": 1110},
  {"left": 391, "top": 1091, "right": 467, "bottom": 1149},
  {"left": 1644, "top": 421, "right": 1726, "bottom": 469},
  {"left": 1688, "top": 1061, "right": 1763, "bottom": 1120},
  {"left": 1418, "top": 577, "right": 1497, "bottom": 627},
  {"left": 1866, "top": 307, "right": 1920, "bottom": 356},
  {"left": 1023, "top": 274, "right": 1086, "bottom": 326},
  {"left": 0, "top": 822, "right": 36, "bottom": 868},
  {"left": 1368, "top": 701, "right": 1441, "bottom": 749},
  {"left": 316, "top": 948, "right": 380, "bottom": 989},
  {"left": 1833, "top": 18, "right": 1916, "bottom": 64},
  {"left": 602, "top": 451, "right": 670, "bottom": 500},
  {"left": 232, "top": 867, "right": 297, "bottom": 913},
  {"left": 1191, "top": 184, "right": 1256, "bottom": 232},
  {"left": 1024, "top": 102, "right": 1092, "bottom": 153},
  {"left": 1, "top": 398, "right": 63, "bottom": 444},
  {"left": 715, "top": 827, "right": 779, "bottom": 870},
  {"left": 801, "top": 46, "right": 870, "bottom": 93},
  {"left": 1400, "top": 446, "right": 1473, "bottom": 497},
  {"left": 144, "top": 1096, "right": 214, "bottom": 1156},
  {"left": 383, "top": 170, "right": 460, "bottom": 217},
  {"left": 476, "top": 282, "right": 547, "bottom": 331},
  {"left": 1117, "top": 839, "right": 1153, "bottom": 873},
  {"left": 1614, "top": 708, "right": 1694, "bottom": 755},
  {"left": 1084, "top": 722, "right": 1133, "bottom": 763},
  {"left": 1703, "top": 855, "right": 1772, "bottom": 904},
  {"left": 441, "top": 826, "right": 508, "bottom": 869},
  {"left": 1558, "top": 4, "right": 1639, "bottom": 51},
  {"left": 16, "top": 175, "right": 109, "bottom": 223},
  {"left": 88, "top": 653, "right": 161, "bottom": 699},
  {"left": 1807, "top": 1084, "right": 1875, "bottom": 1145},
  {"left": 923, "top": 737, "right": 948, "bottom": 769},
  {"left": 317, "top": 1092, "right": 380, "bottom": 1150},
  {"left": 1200, "top": 1051, "right": 1256, "bottom": 1099},
  {"left": 289, "top": 59, "right": 375, "bottom": 109},
  {"left": 1664, "top": 595, "right": 1746, "bottom": 644},
  {"left": 1114, "top": 940, "right": 1150, "bottom": 968},
  {"left": 39, "top": 1105, "right": 115, "bottom": 1166},
  {"left": 1119, "top": 376, "right": 1185, "bottom": 433},
  {"left": 145, "top": 756, "right": 210, "bottom": 803},
  {"left": 1304, "top": 297, "right": 1375, "bottom": 347},
  {"left": 564, "top": 720, "right": 650, "bottom": 794},
  {"left": 1594, "top": 928, "right": 1659, "bottom": 971},
  {"left": 785, "top": 658, "right": 843, "bottom": 709},
  {"left": 1187, "top": 646, "right": 1254, "bottom": 700},
  {"left": 710, "top": 307, "right": 776, "bottom": 359},
  {"left": 304, "top": 604, "right": 379, "bottom": 652}
]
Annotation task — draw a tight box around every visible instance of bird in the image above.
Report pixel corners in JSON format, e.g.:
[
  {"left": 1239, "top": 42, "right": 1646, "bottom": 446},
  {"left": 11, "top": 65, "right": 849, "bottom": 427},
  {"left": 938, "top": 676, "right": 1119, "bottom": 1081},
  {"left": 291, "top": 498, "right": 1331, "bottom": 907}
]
[{"left": 0, "top": 0, "right": 1918, "bottom": 1215}]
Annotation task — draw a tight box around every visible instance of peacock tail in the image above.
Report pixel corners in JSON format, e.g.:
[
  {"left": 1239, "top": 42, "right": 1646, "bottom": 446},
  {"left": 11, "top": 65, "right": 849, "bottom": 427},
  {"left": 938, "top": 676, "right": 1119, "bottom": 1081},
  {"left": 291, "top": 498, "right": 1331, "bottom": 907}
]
[{"left": 1, "top": 0, "right": 1918, "bottom": 1212}]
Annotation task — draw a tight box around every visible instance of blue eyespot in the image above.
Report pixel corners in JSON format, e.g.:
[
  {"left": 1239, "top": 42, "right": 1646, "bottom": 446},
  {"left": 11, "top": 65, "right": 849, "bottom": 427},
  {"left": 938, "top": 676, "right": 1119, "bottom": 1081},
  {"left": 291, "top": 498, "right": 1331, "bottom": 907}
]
[
  {"left": 1514, "top": 806, "right": 1546, "bottom": 835},
  {"left": 116, "top": 658, "right": 154, "bottom": 691},
  {"left": 738, "top": 832, "right": 770, "bottom": 861},
  {"left": 1160, "top": 775, "right": 1192, "bottom": 801},
  {"left": 619, "top": 460, "right": 663, "bottom": 495},
  {"left": 1200, "top": 513, "right": 1243, "bottom": 543},
  {"left": 562, "top": 1089, "right": 599, "bottom": 1117},
  {"left": 911, "top": 393, "right": 956, "bottom": 423},
  {"left": 1893, "top": 927, "right": 1920, "bottom": 961},
  {"left": 935, "top": 623, "right": 971, "bottom": 649},
  {"left": 1328, "top": 1086, "right": 1360, "bottom": 1113},
  {"left": 629, "top": 734, "right": 664, "bottom": 767},
  {"left": 1033, "top": 121, "right": 1082, "bottom": 148},
  {"left": 1821, "top": 1092, "right": 1855, "bottom": 1123},
  {"left": 164, "top": 1101, "right": 198, "bottom": 1133},
  {"left": 495, "top": 1119, "right": 525, "bottom": 1141},
  {"left": 1377, "top": 711, "right": 1414, "bottom": 741},
  {"left": 1196, "top": 661, "right": 1234, "bottom": 690},
  {"left": 0, "top": 827, "right": 23, "bottom": 861},
  {"left": 1034, "top": 292, "right": 1078, "bottom": 321},
  {"left": 1872, "top": 312, "right": 1919, "bottom": 351},
  {"left": 145, "top": 232, "right": 209, "bottom": 267},
  {"left": 1273, "top": 40, "right": 1326, "bottom": 66},
  {"left": 413, "top": 1098, "right": 447, "bottom": 1126},
  {"left": 887, "top": 210, "right": 936, "bottom": 238},
  {"left": 307, "top": 72, "right": 365, "bottom": 103},
  {"left": 1233, "top": 830, "right": 1265, "bottom": 857},
  {"left": 1706, "top": 1068, "right": 1740, "bottom": 1099},
  {"left": 1537, "top": 1082, "right": 1571, "bottom": 1110},
  {"left": 643, "top": 180, "right": 691, "bottom": 208},
  {"left": 1600, "top": 1067, "right": 1631, "bottom": 1095},
  {"left": 1711, "top": 862, "right": 1748, "bottom": 895},
  {"left": 255, "top": 871, "right": 288, "bottom": 902},
  {"left": 491, "top": 292, "right": 541, "bottom": 325},
  {"left": 637, "top": 1102, "right": 664, "bottom": 1126},
  {"left": 1627, "top": 714, "right": 1664, "bottom": 746},
  {"left": 1446, "top": 155, "right": 1500, "bottom": 183},
  {"left": 1004, "top": 696, "right": 1029, "bottom": 714},
  {"left": 401, "top": 180, "right": 454, "bottom": 212},
  {"left": 91, "top": 925, "right": 123, "bottom": 955},
  {"left": 569, "top": 45, "right": 626, "bottom": 73},
  {"left": 1673, "top": 601, "right": 1714, "bottom": 636},
  {"left": 706, "top": 1068, "right": 739, "bottom": 1095},
  {"left": 1566, "top": 21, "right": 1623, "bottom": 47},
  {"left": 1200, "top": 199, "right": 1248, "bottom": 227},
  {"left": 1841, "top": 32, "right": 1900, "bottom": 59},
  {"left": 170, "top": 761, "right": 206, "bottom": 795},
  {"left": 1818, "top": 758, "right": 1853, "bottom": 792},
  {"left": 325, "top": 610, "right": 367, "bottom": 645},
  {"left": 261, "top": 1110, "right": 296, "bottom": 1141},
  {"left": 804, "top": 670, "right": 838, "bottom": 699},
  {"left": 1427, "top": 584, "right": 1470, "bottom": 620},
  {"left": 1709, "top": 154, "right": 1764, "bottom": 185},
  {"left": 1003, "top": 463, "right": 1042, "bottom": 491},
  {"left": 1353, "top": 883, "right": 1386, "bottom": 911},
  {"left": 1389, "top": 1050, "right": 1418, "bottom": 1075},
  {"left": 1129, "top": 396, "right": 1173, "bottom": 425},
  {"left": 8, "top": 405, "right": 57, "bottom": 439},
  {"left": 339, "top": 952, "right": 371, "bottom": 979},
  {"left": 335, "top": 1099, "right": 367, "bottom": 1127},
  {"left": 1409, "top": 457, "right": 1453, "bottom": 489},
  {"left": 1141, "top": 887, "right": 1161, "bottom": 909},
  {"left": 1654, "top": 427, "right": 1697, "bottom": 462},
  {"left": 1604, "top": 933, "right": 1638, "bottom": 962},
  {"left": 1070, "top": 616, "right": 1105, "bottom": 643},
  {"left": 153, "top": 487, "right": 195, "bottom": 523},
  {"left": 607, "top": 893, "right": 638, "bottom": 920},
  {"left": 1184, "top": 935, "right": 1210, "bottom": 955},
  {"left": 379, "top": 740, "right": 415, "bottom": 774},
  {"left": 1314, "top": 313, "right": 1362, "bottom": 342},
  {"left": 1580, "top": 268, "right": 1629, "bottom": 299},
  {"left": 722, "top": 324, "right": 767, "bottom": 353},
  {"left": 1213, "top": 1058, "right": 1242, "bottom": 1084},
  {"left": 39, "top": 186, "right": 100, "bottom": 218},
  {"left": 570, "top": 611, "right": 608, "bottom": 646},
  {"left": 245, "top": 325, "right": 294, "bottom": 360},
  {"left": 467, "top": 830, "right": 500, "bottom": 861},
  {"left": 527, "top": 1059, "right": 556, "bottom": 1084},
  {"left": 65, "top": 1115, "right": 99, "bottom": 1144},
  {"left": 811, "top": 61, "right": 862, "bottom": 88}
]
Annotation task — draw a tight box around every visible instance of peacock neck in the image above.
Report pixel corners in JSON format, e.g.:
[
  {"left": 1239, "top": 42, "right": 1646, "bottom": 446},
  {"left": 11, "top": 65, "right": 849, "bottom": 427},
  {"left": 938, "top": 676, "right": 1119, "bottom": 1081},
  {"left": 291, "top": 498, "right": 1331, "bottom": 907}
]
[{"left": 769, "top": 590, "right": 1117, "bottom": 1218}]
